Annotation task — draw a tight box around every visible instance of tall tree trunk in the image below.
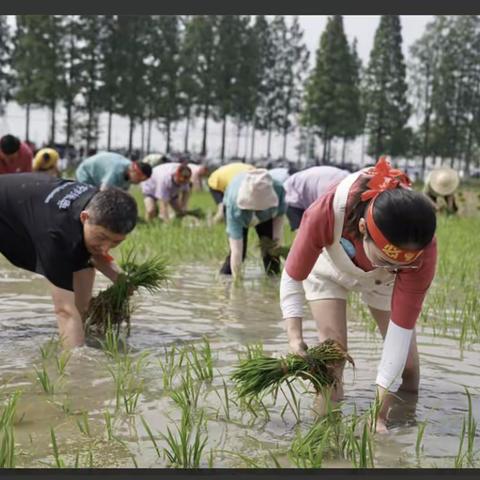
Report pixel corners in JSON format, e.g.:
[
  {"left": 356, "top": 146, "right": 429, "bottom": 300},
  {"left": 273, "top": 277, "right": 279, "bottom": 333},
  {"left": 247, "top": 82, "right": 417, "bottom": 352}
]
[
  {"left": 86, "top": 100, "right": 93, "bottom": 154},
  {"left": 267, "top": 125, "right": 272, "bottom": 158},
  {"left": 321, "top": 126, "right": 328, "bottom": 164},
  {"left": 421, "top": 69, "right": 432, "bottom": 179},
  {"left": 50, "top": 101, "right": 56, "bottom": 144},
  {"left": 220, "top": 114, "right": 227, "bottom": 162},
  {"left": 341, "top": 137, "right": 347, "bottom": 165},
  {"left": 25, "top": 104, "right": 31, "bottom": 142},
  {"left": 250, "top": 113, "right": 256, "bottom": 161},
  {"left": 65, "top": 101, "right": 72, "bottom": 152},
  {"left": 140, "top": 120, "right": 145, "bottom": 157},
  {"left": 166, "top": 117, "right": 171, "bottom": 153},
  {"left": 147, "top": 116, "right": 153, "bottom": 154},
  {"left": 201, "top": 102, "right": 210, "bottom": 156},
  {"left": 235, "top": 122, "right": 241, "bottom": 158},
  {"left": 128, "top": 116, "right": 134, "bottom": 154},
  {"left": 282, "top": 127, "right": 288, "bottom": 159},
  {"left": 243, "top": 123, "right": 249, "bottom": 160},
  {"left": 184, "top": 104, "right": 191, "bottom": 153},
  {"left": 107, "top": 111, "right": 113, "bottom": 150},
  {"left": 360, "top": 130, "right": 366, "bottom": 167}
]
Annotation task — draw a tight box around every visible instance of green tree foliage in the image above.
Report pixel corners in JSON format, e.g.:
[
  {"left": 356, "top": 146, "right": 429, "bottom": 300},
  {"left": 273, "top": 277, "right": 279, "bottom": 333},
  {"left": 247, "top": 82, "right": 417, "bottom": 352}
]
[
  {"left": 256, "top": 16, "right": 286, "bottom": 158},
  {"left": 115, "top": 15, "right": 150, "bottom": 153},
  {"left": 12, "top": 16, "right": 63, "bottom": 142},
  {"left": 177, "top": 16, "right": 200, "bottom": 152},
  {"left": 248, "top": 15, "right": 274, "bottom": 159},
  {"left": 364, "top": 15, "right": 411, "bottom": 160},
  {"left": 184, "top": 16, "right": 219, "bottom": 156},
  {"left": 275, "top": 16, "right": 310, "bottom": 159},
  {"left": 214, "top": 15, "right": 248, "bottom": 161},
  {"left": 59, "top": 16, "right": 83, "bottom": 150},
  {"left": 98, "top": 15, "right": 121, "bottom": 150},
  {"left": 303, "top": 15, "right": 362, "bottom": 163},
  {"left": 148, "top": 15, "right": 182, "bottom": 154},
  {"left": 76, "top": 15, "right": 106, "bottom": 152}
]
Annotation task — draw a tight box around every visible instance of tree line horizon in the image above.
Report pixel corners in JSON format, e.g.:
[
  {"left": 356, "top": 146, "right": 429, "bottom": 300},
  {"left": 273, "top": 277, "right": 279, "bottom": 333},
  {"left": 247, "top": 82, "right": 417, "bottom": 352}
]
[{"left": 0, "top": 15, "right": 479, "bottom": 174}]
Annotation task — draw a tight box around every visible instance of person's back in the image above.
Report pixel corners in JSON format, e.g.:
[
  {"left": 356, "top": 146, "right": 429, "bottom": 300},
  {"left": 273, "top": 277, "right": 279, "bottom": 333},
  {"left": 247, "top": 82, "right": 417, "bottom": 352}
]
[
  {"left": 208, "top": 162, "right": 255, "bottom": 193},
  {"left": 76, "top": 151, "right": 131, "bottom": 189},
  {"left": 285, "top": 166, "right": 350, "bottom": 210}
]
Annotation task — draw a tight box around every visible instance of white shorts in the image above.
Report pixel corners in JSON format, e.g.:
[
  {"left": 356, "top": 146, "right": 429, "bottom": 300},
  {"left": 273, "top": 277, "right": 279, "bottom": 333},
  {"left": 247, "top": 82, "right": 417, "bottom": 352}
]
[{"left": 303, "top": 254, "right": 394, "bottom": 312}]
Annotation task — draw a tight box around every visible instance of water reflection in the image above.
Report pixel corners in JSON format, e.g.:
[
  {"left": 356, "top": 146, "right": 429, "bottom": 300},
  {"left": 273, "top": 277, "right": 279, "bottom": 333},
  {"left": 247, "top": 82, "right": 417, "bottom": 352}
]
[{"left": 0, "top": 258, "right": 478, "bottom": 468}]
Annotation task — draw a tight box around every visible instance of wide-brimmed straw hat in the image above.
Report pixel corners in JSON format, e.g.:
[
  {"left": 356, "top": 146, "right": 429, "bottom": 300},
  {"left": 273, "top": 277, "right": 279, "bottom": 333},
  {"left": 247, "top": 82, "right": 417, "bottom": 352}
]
[
  {"left": 428, "top": 167, "right": 460, "bottom": 196},
  {"left": 237, "top": 169, "right": 279, "bottom": 211}
]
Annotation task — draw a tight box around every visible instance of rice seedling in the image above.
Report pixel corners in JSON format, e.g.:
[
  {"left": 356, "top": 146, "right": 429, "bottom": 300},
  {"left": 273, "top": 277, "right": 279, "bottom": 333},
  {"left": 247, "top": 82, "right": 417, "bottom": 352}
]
[
  {"left": 104, "top": 410, "right": 114, "bottom": 442},
  {"left": 101, "top": 325, "right": 128, "bottom": 361},
  {"left": 184, "top": 338, "right": 214, "bottom": 382},
  {"left": 0, "top": 392, "right": 19, "bottom": 468},
  {"left": 455, "top": 387, "right": 478, "bottom": 467},
  {"left": 231, "top": 339, "right": 354, "bottom": 400},
  {"left": 212, "top": 377, "right": 234, "bottom": 421},
  {"left": 50, "top": 427, "right": 66, "bottom": 468},
  {"left": 76, "top": 411, "right": 91, "bottom": 437},
  {"left": 161, "top": 409, "right": 208, "bottom": 468},
  {"left": 159, "top": 345, "right": 180, "bottom": 391},
  {"left": 39, "top": 337, "right": 60, "bottom": 361},
  {"left": 55, "top": 350, "right": 72, "bottom": 376},
  {"left": 84, "top": 250, "right": 169, "bottom": 337},
  {"left": 140, "top": 415, "right": 161, "bottom": 458},
  {"left": 122, "top": 379, "right": 143, "bottom": 415},
  {"left": 34, "top": 365, "right": 55, "bottom": 395},
  {"left": 416, "top": 421, "right": 427, "bottom": 457},
  {"left": 170, "top": 369, "right": 201, "bottom": 413}
]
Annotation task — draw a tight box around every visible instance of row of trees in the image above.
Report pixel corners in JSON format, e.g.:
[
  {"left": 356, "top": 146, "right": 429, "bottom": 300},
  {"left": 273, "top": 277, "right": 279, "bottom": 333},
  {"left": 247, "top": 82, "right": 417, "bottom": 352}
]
[
  {"left": 0, "top": 15, "right": 309, "bottom": 160},
  {"left": 1, "top": 15, "right": 480, "bottom": 172}
]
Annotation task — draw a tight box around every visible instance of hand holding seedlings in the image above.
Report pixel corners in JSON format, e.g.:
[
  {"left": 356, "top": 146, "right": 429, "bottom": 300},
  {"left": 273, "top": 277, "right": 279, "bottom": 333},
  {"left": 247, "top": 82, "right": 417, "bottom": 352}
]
[{"left": 231, "top": 339, "right": 354, "bottom": 400}]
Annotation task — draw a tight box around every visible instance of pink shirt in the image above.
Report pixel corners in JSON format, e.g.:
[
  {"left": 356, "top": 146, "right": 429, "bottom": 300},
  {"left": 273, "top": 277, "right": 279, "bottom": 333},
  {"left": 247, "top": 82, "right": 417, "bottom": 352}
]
[
  {"left": 285, "top": 175, "right": 437, "bottom": 330},
  {"left": 0, "top": 142, "right": 33, "bottom": 174}
]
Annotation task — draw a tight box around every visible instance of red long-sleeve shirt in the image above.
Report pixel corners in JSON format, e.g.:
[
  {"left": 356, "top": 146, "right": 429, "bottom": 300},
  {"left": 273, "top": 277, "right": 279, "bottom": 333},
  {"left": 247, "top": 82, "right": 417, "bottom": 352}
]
[{"left": 285, "top": 176, "right": 437, "bottom": 330}]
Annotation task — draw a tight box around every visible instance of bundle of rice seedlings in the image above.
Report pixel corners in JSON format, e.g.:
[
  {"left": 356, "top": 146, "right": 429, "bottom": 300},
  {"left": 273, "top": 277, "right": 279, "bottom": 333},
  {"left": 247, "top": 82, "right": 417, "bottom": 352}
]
[
  {"left": 84, "top": 250, "right": 169, "bottom": 337},
  {"left": 259, "top": 237, "right": 290, "bottom": 259},
  {"left": 231, "top": 339, "right": 354, "bottom": 399},
  {"left": 176, "top": 208, "right": 206, "bottom": 220}
]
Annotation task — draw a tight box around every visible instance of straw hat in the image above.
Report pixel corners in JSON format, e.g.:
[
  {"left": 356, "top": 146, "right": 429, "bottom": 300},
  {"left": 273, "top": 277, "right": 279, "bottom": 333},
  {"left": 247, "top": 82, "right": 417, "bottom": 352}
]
[
  {"left": 428, "top": 167, "right": 460, "bottom": 196},
  {"left": 33, "top": 148, "right": 59, "bottom": 171},
  {"left": 237, "top": 169, "right": 279, "bottom": 211}
]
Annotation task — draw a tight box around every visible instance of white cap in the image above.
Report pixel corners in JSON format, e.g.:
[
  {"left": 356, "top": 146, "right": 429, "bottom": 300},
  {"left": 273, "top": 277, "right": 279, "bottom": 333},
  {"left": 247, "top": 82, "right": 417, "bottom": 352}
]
[{"left": 237, "top": 169, "right": 279, "bottom": 211}]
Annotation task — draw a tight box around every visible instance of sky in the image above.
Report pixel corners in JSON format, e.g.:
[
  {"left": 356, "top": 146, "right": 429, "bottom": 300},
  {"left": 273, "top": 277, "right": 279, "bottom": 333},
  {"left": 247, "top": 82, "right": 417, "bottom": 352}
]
[{"left": 2, "top": 15, "right": 436, "bottom": 163}]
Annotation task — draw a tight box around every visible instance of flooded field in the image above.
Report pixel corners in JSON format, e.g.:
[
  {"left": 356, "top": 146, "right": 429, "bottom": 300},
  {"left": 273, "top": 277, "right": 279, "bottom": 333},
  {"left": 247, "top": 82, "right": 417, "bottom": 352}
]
[{"left": 0, "top": 257, "right": 479, "bottom": 468}]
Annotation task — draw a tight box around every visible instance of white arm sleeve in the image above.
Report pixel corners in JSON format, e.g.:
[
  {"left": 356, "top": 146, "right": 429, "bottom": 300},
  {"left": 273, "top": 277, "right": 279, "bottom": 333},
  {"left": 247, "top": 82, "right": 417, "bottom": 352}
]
[
  {"left": 376, "top": 320, "right": 414, "bottom": 389},
  {"left": 280, "top": 268, "right": 305, "bottom": 319}
]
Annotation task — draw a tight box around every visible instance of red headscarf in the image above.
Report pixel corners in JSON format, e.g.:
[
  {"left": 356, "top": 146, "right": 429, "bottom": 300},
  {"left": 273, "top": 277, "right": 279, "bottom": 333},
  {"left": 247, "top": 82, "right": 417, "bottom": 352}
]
[{"left": 363, "top": 156, "right": 422, "bottom": 263}]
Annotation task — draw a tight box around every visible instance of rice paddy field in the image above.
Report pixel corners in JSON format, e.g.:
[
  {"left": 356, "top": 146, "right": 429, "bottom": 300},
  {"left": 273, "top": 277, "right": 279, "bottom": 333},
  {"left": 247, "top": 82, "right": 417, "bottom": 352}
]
[{"left": 0, "top": 184, "right": 479, "bottom": 468}]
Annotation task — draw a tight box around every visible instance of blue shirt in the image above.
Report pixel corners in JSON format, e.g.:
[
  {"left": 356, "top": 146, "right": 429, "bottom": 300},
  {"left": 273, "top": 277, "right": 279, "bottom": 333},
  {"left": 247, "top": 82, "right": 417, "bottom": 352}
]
[
  {"left": 75, "top": 152, "right": 131, "bottom": 190},
  {"left": 223, "top": 172, "right": 286, "bottom": 240},
  {"left": 268, "top": 167, "right": 290, "bottom": 184}
]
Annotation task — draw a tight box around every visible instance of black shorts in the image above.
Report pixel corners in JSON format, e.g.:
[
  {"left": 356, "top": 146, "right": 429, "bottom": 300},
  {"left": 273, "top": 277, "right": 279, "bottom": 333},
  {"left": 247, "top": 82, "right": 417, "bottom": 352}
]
[
  {"left": 209, "top": 188, "right": 224, "bottom": 205},
  {"left": 286, "top": 206, "right": 305, "bottom": 231}
]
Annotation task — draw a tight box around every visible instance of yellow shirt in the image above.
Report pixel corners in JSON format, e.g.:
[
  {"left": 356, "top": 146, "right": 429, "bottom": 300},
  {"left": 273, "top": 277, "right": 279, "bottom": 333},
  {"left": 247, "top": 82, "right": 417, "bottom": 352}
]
[{"left": 207, "top": 162, "right": 255, "bottom": 192}]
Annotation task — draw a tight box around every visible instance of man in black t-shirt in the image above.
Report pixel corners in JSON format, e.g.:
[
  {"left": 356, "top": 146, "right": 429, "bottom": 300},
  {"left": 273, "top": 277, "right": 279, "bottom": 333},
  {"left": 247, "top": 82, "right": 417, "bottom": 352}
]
[{"left": 0, "top": 173, "right": 138, "bottom": 348}]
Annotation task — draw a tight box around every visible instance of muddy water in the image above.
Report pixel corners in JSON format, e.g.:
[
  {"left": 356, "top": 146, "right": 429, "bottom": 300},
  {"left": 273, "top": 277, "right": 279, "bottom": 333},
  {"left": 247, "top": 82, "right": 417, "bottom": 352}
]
[{"left": 0, "top": 258, "right": 479, "bottom": 468}]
